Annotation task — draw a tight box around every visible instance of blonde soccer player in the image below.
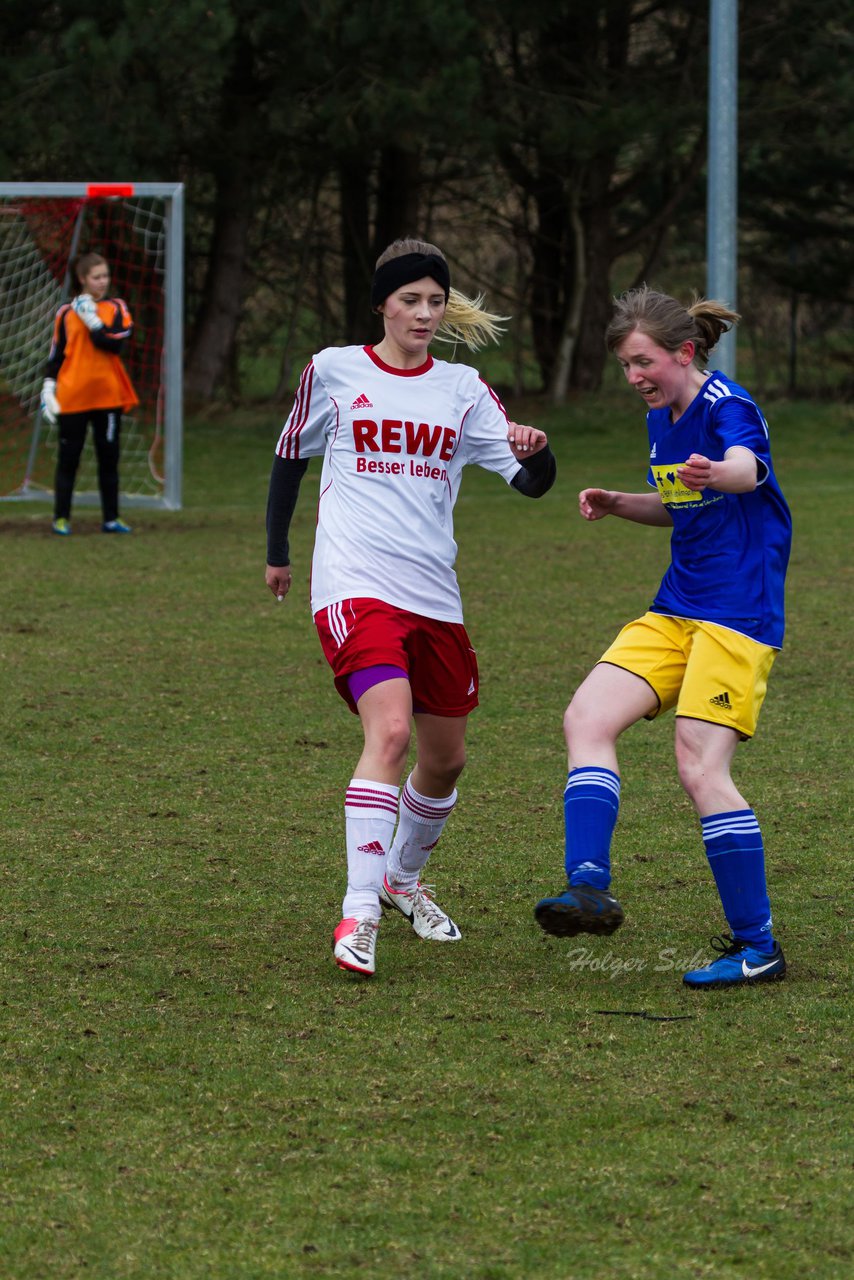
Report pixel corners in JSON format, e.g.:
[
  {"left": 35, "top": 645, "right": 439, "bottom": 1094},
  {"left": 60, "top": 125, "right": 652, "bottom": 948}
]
[{"left": 265, "top": 238, "right": 556, "bottom": 977}]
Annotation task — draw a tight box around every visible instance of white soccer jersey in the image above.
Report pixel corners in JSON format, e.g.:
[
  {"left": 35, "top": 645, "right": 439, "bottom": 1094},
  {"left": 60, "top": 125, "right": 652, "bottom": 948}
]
[{"left": 275, "top": 345, "right": 523, "bottom": 623}]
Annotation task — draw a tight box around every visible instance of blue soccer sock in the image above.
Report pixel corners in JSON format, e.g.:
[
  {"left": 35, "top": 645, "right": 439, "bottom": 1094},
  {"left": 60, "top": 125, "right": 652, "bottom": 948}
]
[
  {"left": 564, "top": 766, "right": 621, "bottom": 889},
  {"left": 701, "top": 810, "right": 775, "bottom": 951}
]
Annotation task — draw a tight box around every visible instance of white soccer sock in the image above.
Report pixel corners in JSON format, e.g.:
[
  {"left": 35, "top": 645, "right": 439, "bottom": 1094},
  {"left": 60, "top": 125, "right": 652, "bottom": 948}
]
[
  {"left": 342, "top": 778, "right": 399, "bottom": 919},
  {"left": 385, "top": 775, "right": 458, "bottom": 891}
]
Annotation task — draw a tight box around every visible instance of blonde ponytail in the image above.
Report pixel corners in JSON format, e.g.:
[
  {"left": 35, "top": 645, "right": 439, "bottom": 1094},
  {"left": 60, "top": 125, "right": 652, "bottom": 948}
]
[{"left": 437, "top": 287, "right": 509, "bottom": 352}]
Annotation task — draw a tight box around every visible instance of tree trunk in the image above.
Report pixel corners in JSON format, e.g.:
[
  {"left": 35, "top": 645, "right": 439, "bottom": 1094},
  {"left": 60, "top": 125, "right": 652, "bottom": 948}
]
[
  {"left": 572, "top": 210, "right": 614, "bottom": 393},
  {"left": 184, "top": 33, "right": 258, "bottom": 401},
  {"left": 184, "top": 190, "right": 251, "bottom": 401},
  {"left": 529, "top": 172, "right": 568, "bottom": 391},
  {"left": 373, "top": 145, "right": 422, "bottom": 260},
  {"left": 339, "top": 157, "right": 373, "bottom": 344},
  {"left": 549, "top": 187, "right": 586, "bottom": 402},
  {"left": 571, "top": 160, "right": 617, "bottom": 393}
]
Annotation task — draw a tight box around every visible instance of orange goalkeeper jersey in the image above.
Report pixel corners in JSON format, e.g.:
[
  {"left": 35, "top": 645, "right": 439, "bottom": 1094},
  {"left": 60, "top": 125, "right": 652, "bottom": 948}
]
[{"left": 46, "top": 297, "right": 139, "bottom": 414}]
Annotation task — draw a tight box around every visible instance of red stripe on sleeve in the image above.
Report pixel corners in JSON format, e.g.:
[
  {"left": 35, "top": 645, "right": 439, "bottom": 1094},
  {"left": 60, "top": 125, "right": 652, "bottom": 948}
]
[{"left": 278, "top": 361, "right": 314, "bottom": 459}]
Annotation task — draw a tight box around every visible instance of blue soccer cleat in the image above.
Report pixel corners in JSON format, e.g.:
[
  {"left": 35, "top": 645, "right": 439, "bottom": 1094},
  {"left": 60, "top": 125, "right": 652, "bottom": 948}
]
[
  {"left": 102, "top": 518, "right": 133, "bottom": 534},
  {"left": 534, "top": 884, "right": 624, "bottom": 937},
  {"left": 52, "top": 518, "right": 72, "bottom": 536},
  {"left": 683, "top": 935, "right": 786, "bottom": 988}
]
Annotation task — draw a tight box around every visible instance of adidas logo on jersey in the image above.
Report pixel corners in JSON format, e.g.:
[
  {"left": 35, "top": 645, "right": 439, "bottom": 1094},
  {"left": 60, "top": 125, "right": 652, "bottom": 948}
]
[
  {"left": 350, "top": 393, "right": 373, "bottom": 410},
  {"left": 703, "top": 378, "right": 732, "bottom": 405},
  {"left": 357, "top": 840, "right": 386, "bottom": 855},
  {"left": 709, "top": 691, "right": 732, "bottom": 708}
]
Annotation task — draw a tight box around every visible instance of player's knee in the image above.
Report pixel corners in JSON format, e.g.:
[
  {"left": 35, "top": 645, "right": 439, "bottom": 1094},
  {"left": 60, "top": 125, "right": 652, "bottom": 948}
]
[
  {"left": 675, "top": 743, "right": 711, "bottom": 805},
  {"left": 376, "top": 718, "right": 412, "bottom": 770},
  {"left": 419, "top": 746, "right": 466, "bottom": 794},
  {"left": 58, "top": 444, "right": 83, "bottom": 471},
  {"left": 442, "top": 747, "right": 467, "bottom": 787},
  {"left": 564, "top": 696, "right": 608, "bottom": 755}
]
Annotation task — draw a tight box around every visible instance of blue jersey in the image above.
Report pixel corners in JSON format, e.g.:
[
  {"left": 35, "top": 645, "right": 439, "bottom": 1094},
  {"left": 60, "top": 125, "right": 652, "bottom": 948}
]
[{"left": 645, "top": 372, "right": 792, "bottom": 648}]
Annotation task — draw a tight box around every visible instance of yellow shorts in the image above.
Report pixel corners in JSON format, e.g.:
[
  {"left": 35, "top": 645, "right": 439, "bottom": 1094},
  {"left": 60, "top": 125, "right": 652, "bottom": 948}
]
[{"left": 599, "top": 612, "right": 778, "bottom": 739}]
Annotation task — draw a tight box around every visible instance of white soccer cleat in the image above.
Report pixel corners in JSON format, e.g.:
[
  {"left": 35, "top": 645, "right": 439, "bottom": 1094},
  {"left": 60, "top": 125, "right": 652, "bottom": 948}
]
[
  {"left": 380, "top": 876, "right": 461, "bottom": 941},
  {"left": 333, "top": 916, "right": 379, "bottom": 976}
]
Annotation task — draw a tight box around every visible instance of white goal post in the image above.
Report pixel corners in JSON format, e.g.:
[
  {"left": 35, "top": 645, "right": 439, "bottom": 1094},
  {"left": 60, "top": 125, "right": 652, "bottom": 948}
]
[{"left": 0, "top": 181, "right": 184, "bottom": 510}]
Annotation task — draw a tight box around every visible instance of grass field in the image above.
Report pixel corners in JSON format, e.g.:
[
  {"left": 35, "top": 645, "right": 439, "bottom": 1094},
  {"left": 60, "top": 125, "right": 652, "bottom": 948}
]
[{"left": 1, "top": 393, "right": 852, "bottom": 1279}]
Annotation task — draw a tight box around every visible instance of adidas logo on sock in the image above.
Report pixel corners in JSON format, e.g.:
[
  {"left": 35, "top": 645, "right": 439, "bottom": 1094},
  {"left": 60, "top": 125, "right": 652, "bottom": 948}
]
[
  {"left": 649, "top": 442, "right": 657, "bottom": 459},
  {"left": 350, "top": 393, "right": 373, "bottom": 410},
  {"left": 357, "top": 840, "right": 386, "bottom": 855},
  {"left": 709, "top": 691, "right": 732, "bottom": 708}
]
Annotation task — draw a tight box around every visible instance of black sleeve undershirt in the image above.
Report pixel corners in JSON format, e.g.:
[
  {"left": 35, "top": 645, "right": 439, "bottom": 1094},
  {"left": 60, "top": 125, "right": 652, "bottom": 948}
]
[
  {"left": 509, "top": 444, "right": 557, "bottom": 497},
  {"left": 266, "top": 453, "right": 310, "bottom": 565}
]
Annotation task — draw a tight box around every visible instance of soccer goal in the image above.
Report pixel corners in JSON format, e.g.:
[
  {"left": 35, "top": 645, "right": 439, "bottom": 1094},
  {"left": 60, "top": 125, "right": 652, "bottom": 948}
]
[{"left": 0, "top": 181, "right": 183, "bottom": 510}]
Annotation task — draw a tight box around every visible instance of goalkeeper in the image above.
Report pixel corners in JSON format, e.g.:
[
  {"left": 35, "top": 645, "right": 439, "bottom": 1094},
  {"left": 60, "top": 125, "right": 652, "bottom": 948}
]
[{"left": 41, "top": 252, "right": 138, "bottom": 535}]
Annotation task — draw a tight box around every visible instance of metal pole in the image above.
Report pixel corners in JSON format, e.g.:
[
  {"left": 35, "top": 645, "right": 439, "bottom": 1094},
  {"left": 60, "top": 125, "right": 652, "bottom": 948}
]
[
  {"left": 163, "top": 183, "right": 184, "bottom": 509},
  {"left": 707, "top": 0, "right": 738, "bottom": 377}
]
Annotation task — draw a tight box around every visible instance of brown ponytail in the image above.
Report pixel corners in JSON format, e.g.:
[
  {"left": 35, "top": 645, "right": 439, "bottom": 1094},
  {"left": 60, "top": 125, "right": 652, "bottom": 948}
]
[{"left": 606, "top": 285, "right": 739, "bottom": 365}]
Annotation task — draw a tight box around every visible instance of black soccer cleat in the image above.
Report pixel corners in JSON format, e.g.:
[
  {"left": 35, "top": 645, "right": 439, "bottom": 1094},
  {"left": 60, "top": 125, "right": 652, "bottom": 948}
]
[{"left": 534, "top": 884, "right": 625, "bottom": 937}]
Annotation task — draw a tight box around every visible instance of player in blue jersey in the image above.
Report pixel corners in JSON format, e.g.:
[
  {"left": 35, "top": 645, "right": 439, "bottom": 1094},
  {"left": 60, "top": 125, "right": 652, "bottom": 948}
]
[{"left": 534, "top": 287, "right": 792, "bottom": 988}]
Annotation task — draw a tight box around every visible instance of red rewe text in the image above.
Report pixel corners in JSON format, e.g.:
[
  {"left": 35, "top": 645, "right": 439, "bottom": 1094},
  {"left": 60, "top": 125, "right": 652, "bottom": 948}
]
[{"left": 353, "top": 419, "right": 457, "bottom": 461}]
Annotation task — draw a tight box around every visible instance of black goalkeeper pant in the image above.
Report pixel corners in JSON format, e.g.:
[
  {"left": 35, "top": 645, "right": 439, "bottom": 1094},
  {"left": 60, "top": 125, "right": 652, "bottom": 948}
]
[{"left": 54, "top": 408, "right": 122, "bottom": 522}]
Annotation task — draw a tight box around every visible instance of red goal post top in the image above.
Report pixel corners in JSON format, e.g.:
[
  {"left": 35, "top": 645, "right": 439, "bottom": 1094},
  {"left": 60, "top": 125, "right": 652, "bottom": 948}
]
[{"left": 86, "top": 183, "right": 135, "bottom": 198}]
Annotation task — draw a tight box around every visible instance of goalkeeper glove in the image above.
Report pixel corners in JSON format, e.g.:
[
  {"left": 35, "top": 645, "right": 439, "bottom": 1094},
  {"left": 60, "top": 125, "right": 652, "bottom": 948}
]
[
  {"left": 40, "top": 378, "right": 60, "bottom": 426},
  {"left": 71, "top": 292, "right": 105, "bottom": 331}
]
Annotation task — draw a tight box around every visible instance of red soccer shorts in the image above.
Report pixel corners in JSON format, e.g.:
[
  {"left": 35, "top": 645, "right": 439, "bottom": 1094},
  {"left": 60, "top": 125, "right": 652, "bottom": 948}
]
[{"left": 314, "top": 597, "right": 479, "bottom": 717}]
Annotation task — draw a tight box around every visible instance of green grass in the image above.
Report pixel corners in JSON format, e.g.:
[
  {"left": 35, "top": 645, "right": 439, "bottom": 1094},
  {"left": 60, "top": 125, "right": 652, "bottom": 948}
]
[{"left": 1, "top": 394, "right": 852, "bottom": 1278}]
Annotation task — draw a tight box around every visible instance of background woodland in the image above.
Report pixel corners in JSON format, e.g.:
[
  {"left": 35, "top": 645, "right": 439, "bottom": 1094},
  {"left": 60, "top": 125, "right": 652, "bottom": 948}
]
[{"left": 3, "top": 0, "right": 851, "bottom": 404}]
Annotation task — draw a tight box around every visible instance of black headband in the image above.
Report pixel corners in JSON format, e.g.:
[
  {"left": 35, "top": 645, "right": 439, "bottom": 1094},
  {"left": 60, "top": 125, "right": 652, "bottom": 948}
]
[{"left": 371, "top": 253, "right": 451, "bottom": 309}]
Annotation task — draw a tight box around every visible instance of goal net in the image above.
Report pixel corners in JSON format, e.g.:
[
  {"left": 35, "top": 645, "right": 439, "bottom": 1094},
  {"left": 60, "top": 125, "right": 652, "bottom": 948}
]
[{"left": 0, "top": 182, "right": 183, "bottom": 509}]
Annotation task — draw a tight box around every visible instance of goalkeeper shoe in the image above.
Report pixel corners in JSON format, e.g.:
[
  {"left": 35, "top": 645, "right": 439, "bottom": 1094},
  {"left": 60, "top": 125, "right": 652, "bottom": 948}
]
[
  {"left": 380, "top": 876, "right": 461, "bottom": 941},
  {"left": 102, "top": 519, "right": 133, "bottom": 534},
  {"left": 534, "top": 884, "right": 624, "bottom": 937},
  {"left": 333, "top": 916, "right": 379, "bottom": 976},
  {"left": 683, "top": 935, "right": 786, "bottom": 988},
  {"left": 52, "top": 518, "right": 71, "bottom": 536}
]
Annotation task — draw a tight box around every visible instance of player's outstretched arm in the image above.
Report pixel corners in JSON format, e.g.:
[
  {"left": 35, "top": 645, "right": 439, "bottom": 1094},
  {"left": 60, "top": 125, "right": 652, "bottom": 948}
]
[
  {"left": 676, "top": 447, "right": 759, "bottom": 494},
  {"left": 580, "top": 488, "right": 672, "bottom": 526}
]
